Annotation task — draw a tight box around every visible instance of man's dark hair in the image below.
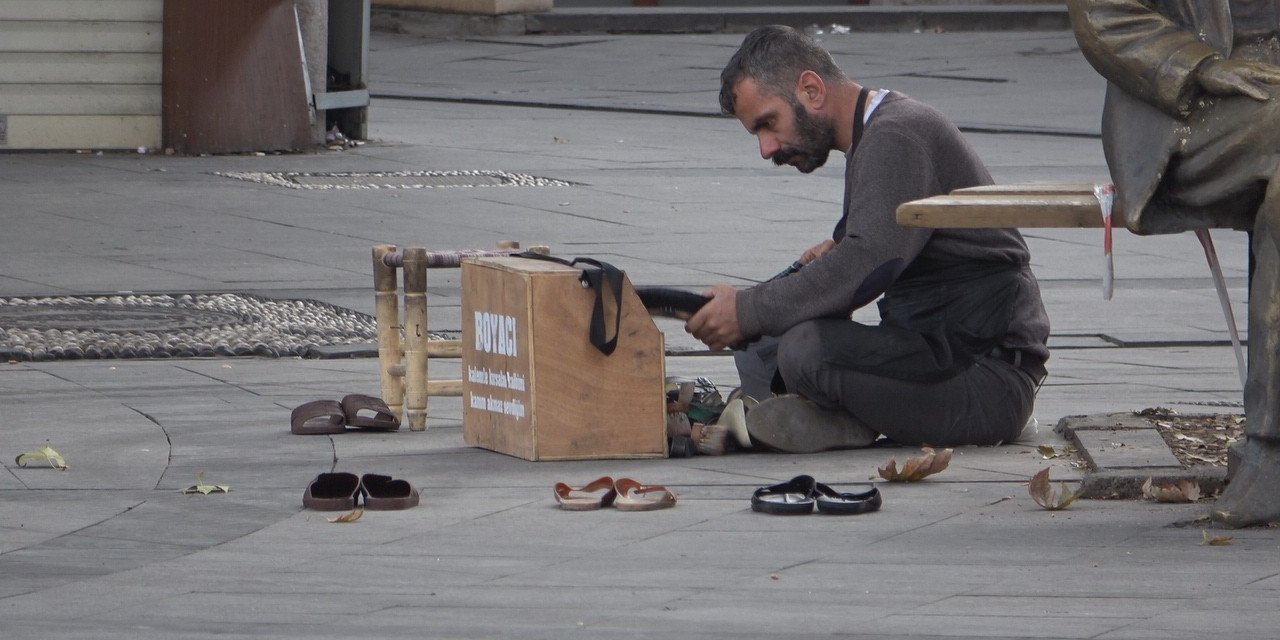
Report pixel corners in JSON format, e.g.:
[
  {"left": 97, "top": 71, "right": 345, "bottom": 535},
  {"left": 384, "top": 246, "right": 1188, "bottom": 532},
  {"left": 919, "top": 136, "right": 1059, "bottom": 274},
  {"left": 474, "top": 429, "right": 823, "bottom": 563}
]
[{"left": 719, "top": 25, "right": 849, "bottom": 116}]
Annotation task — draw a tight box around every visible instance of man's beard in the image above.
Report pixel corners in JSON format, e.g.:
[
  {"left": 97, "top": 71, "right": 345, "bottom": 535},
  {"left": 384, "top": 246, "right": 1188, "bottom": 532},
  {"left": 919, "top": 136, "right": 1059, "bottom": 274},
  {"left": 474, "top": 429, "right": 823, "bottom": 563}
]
[{"left": 771, "top": 102, "right": 836, "bottom": 173}]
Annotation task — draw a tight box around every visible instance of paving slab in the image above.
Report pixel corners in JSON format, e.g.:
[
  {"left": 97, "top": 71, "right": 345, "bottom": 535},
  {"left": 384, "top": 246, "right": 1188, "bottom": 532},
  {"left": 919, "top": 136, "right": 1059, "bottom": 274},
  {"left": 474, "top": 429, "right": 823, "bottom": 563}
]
[
  {"left": 1, "top": 22, "right": 1276, "bottom": 640},
  {"left": 1066, "top": 413, "right": 1185, "bottom": 470},
  {"left": 1056, "top": 413, "right": 1231, "bottom": 500}
]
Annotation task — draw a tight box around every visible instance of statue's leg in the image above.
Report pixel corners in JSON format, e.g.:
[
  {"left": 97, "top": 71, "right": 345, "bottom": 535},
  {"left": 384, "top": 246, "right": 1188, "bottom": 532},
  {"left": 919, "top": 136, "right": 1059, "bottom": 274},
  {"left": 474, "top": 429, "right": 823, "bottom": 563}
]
[{"left": 1210, "top": 175, "right": 1280, "bottom": 527}]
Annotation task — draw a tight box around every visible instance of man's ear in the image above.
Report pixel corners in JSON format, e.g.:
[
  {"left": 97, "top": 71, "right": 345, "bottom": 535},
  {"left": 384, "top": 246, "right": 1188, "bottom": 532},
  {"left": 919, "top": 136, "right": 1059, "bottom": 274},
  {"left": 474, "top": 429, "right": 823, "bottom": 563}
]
[{"left": 795, "top": 70, "right": 827, "bottom": 109}]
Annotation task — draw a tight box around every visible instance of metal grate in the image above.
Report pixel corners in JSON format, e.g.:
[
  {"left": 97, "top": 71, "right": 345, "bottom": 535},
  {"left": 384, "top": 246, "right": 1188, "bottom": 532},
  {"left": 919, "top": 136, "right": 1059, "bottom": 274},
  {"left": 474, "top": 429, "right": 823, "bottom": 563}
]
[{"left": 216, "top": 170, "right": 573, "bottom": 190}]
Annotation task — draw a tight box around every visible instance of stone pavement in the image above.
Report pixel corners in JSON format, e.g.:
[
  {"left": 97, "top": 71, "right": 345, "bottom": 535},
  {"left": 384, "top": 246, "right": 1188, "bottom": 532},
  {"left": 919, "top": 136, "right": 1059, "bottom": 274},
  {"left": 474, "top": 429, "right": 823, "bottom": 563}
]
[
  {"left": 374, "top": 4, "right": 1073, "bottom": 38},
  {"left": 1, "top": 21, "right": 1276, "bottom": 640}
]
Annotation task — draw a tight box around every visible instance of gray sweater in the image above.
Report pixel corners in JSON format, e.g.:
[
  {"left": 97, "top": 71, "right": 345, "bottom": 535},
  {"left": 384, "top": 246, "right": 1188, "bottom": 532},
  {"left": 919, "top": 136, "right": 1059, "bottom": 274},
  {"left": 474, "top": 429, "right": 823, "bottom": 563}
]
[{"left": 736, "top": 92, "right": 1051, "bottom": 364}]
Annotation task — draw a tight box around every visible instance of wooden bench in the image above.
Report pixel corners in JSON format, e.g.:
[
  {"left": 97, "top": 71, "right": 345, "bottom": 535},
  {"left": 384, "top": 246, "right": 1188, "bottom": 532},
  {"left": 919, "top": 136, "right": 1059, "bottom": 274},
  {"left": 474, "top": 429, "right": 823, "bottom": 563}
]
[
  {"left": 896, "top": 182, "right": 1247, "bottom": 388},
  {"left": 896, "top": 183, "right": 1124, "bottom": 229}
]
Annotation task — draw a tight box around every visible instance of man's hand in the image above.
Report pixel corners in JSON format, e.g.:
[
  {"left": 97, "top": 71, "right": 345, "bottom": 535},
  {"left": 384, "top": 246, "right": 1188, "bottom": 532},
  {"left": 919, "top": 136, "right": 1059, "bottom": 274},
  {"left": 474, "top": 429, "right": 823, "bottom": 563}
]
[
  {"left": 685, "top": 284, "right": 743, "bottom": 351},
  {"left": 1197, "top": 58, "right": 1280, "bottom": 101},
  {"left": 801, "top": 238, "right": 836, "bottom": 265}
]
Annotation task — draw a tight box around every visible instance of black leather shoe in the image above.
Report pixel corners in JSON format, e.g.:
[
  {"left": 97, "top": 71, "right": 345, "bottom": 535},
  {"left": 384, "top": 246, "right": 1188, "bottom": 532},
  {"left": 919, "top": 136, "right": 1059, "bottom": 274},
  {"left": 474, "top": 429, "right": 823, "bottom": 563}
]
[{"left": 751, "top": 475, "right": 817, "bottom": 515}]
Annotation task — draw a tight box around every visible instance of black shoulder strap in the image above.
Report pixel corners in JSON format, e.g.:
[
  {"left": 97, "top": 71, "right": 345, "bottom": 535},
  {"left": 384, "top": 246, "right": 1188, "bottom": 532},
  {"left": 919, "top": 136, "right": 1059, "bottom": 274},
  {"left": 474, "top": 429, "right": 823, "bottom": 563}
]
[
  {"left": 832, "top": 86, "right": 873, "bottom": 239},
  {"left": 515, "top": 252, "right": 623, "bottom": 356},
  {"left": 851, "top": 85, "right": 871, "bottom": 156}
]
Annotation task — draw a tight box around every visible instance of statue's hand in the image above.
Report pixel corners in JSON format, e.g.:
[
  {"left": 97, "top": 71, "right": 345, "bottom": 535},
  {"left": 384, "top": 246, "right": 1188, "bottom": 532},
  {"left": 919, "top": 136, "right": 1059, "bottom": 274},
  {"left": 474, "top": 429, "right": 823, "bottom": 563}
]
[{"left": 1196, "top": 58, "right": 1280, "bottom": 101}]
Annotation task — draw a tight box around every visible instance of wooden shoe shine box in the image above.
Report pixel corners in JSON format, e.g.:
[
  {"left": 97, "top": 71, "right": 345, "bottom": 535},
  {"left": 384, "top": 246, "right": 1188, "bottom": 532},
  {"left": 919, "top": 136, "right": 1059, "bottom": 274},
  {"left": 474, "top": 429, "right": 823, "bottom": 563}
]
[{"left": 461, "top": 256, "right": 667, "bottom": 460}]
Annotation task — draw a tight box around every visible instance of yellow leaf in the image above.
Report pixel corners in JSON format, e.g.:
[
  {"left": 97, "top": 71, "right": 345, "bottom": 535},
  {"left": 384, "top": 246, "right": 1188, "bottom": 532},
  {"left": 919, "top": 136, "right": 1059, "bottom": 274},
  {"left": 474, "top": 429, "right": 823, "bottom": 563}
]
[
  {"left": 1036, "top": 445, "right": 1079, "bottom": 459},
  {"left": 1201, "top": 530, "right": 1233, "bottom": 546},
  {"left": 328, "top": 508, "right": 364, "bottom": 523},
  {"left": 878, "top": 447, "right": 953, "bottom": 482},
  {"left": 15, "top": 446, "right": 68, "bottom": 470},
  {"left": 181, "top": 471, "right": 230, "bottom": 495},
  {"left": 1029, "top": 468, "right": 1079, "bottom": 510}
]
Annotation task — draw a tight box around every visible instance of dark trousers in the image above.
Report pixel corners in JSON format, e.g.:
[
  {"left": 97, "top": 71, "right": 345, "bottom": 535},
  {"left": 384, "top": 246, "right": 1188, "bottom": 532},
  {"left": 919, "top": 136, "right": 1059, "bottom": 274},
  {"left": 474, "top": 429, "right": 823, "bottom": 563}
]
[{"left": 734, "top": 321, "right": 1039, "bottom": 446}]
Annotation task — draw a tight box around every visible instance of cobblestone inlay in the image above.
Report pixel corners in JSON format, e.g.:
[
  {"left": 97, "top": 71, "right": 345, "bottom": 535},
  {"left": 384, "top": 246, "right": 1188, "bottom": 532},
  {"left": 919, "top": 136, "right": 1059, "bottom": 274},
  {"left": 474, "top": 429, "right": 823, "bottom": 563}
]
[
  {"left": 0, "top": 293, "right": 384, "bottom": 361},
  {"left": 215, "top": 170, "right": 573, "bottom": 190}
]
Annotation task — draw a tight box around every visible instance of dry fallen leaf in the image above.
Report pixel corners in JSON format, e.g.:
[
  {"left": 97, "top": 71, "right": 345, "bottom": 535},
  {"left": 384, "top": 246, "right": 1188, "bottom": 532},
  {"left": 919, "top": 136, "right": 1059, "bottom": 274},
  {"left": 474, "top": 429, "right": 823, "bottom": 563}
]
[
  {"left": 181, "top": 471, "right": 230, "bottom": 495},
  {"left": 1201, "top": 530, "right": 1233, "bottom": 546},
  {"left": 1036, "top": 444, "right": 1077, "bottom": 460},
  {"left": 1142, "top": 477, "right": 1201, "bottom": 503},
  {"left": 328, "top": 509, "right": 364, "bottom": 523},
  {"left": 878, "top": 447, "right": 953, "bottom": 482},
  {"left": 1028, "top": 468, "right": 1079, "bottom": 510},
  {"left": 15, "top": 446, "right": 68, "bottom": 470}
]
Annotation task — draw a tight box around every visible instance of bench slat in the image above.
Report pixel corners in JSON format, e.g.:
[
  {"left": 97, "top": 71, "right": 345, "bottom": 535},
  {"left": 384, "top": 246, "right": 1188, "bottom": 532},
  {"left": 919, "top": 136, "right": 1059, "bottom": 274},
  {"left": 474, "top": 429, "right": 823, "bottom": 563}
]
[
  {"left": 896, "top": 194, "right": 1125, "bottom": 229},
  {"left": 951, "top": 183, "right": 1098, "bottom": 196}
]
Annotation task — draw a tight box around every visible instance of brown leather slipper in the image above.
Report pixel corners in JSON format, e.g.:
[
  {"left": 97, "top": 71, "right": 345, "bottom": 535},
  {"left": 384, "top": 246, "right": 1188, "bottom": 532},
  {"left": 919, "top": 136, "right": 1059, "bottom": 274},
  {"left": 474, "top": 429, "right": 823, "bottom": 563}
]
[
  {"left": 340, "top": 394, "right": 400, "bottom": 431},
  {"left": 291, "top": 400, "right": 346, "bottom": 435},
  {"left": 554, "top": 476, "right": 617, "bottom": 510},
  {"left": 613, "top": 478, "right": 677, "bottom": 511},
  {"left": 302, "top": 472, "right": 361, "bottom": 511},
  {"left": 360, "top": 473, "right": 420, "bottom": 510}
]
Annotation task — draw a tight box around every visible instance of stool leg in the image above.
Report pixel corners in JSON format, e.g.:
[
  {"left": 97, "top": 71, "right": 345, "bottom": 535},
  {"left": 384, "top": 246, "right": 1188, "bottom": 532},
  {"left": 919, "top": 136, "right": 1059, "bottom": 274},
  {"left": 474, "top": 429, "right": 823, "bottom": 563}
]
[
  {"left": 373, "top": 245, "right": 404, "bottom": 422},
  {"left": 402, "top": 247, "right": 429, "bottom": 431}
]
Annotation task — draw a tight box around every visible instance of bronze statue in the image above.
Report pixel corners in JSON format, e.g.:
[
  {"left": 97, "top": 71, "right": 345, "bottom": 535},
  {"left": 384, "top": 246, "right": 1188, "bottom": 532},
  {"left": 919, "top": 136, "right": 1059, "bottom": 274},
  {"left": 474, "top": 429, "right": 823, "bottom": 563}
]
[{"left": 1068, "top": 0, "right": 1280, "bottom": 526}]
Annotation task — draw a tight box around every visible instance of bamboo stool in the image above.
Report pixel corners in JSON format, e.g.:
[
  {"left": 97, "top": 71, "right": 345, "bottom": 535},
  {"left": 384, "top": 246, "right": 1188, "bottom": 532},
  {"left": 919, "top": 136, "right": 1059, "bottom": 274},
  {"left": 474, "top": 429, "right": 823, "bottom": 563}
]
[{"left": 372, "top": 242, "right": 549, "bottom": 431}]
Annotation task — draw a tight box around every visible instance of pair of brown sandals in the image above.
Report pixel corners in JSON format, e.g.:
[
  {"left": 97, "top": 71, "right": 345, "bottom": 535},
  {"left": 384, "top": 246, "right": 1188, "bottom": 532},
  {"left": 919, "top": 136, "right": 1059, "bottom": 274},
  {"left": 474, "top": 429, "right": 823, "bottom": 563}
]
[
  {"left": 554, "top": 476, "right": 677, "bottom": 511},
  {"left": 291, "top": 394, "right": 400, "bottom": 434},
  {"left": 303, "top": 472, "right": 420, "bottom": 511}
]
